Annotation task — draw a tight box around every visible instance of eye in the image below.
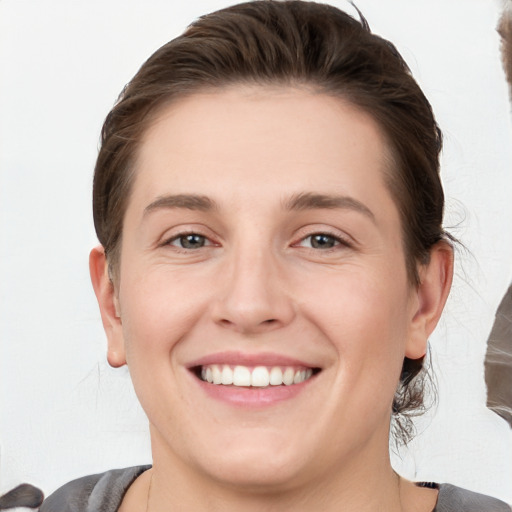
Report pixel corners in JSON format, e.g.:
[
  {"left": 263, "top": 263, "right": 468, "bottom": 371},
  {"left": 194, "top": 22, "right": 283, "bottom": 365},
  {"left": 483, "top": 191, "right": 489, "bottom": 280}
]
[
  {"left": 168, "top": 233, "right": 209, "bottom": 250},
  {"left": 299, "top": 233, "right": 344, "bottom": 249}
]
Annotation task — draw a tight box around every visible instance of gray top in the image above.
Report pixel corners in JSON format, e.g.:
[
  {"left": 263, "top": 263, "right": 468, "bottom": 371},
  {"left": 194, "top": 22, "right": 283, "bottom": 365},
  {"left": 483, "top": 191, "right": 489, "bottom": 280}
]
[{"left": 39, "top": 466, "right": 511, "bottom": 512}]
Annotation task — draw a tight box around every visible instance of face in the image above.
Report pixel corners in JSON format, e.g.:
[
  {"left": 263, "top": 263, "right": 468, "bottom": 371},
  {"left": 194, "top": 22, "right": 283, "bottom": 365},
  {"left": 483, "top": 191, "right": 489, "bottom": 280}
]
[{"left": 102, "top": 87, "right": 434, "bottom": 490}]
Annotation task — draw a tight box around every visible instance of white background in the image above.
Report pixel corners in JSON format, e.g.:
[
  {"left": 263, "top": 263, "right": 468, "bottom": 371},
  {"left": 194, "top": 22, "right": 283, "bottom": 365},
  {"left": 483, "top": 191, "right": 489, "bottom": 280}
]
[{"left": 1, "top": 0, "right": 511, "bottom": 505}]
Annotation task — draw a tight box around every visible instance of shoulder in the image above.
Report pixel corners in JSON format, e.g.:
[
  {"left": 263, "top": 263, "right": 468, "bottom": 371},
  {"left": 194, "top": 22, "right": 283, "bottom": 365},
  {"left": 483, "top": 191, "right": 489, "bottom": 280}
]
[
  {"left": 435, "top": 483, "right": 511, "bottom": 512},
  {"left": 39, "top": 465, "right": 151, "bottom": 512}
]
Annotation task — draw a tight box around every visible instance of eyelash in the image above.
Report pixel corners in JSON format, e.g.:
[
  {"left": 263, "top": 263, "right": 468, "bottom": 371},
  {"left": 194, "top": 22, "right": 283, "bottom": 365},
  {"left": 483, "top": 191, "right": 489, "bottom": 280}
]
[
  {"left": 162, "top": 230, "right": 351, "bottom": 252},
  {"left": 294, "top": 232, "right": 352, "bottom": 251},
  {"left": 164, "top": 232, "right": 214, "bottom": 251}
]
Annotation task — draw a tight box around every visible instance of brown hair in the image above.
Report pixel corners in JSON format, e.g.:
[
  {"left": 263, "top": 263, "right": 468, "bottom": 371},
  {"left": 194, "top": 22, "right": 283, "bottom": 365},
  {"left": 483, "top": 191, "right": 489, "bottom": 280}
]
[{"left": 93, "top": 0, "right": 447, "bottom": 442}]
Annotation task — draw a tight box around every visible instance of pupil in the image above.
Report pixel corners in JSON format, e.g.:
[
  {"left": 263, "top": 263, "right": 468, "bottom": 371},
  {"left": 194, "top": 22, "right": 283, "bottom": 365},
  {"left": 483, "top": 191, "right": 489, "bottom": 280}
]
[
  {"left": 311, "top": 234, "right": 335, "bottom": 249},
  {"left": 181, "top": 234, "right": 205, "bottom": 249}
]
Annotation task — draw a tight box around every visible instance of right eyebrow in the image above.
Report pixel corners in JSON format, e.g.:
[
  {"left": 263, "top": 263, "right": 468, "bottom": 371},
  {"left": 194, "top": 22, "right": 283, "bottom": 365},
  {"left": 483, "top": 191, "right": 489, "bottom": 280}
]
[{"left": 143, "top": 194, "right": 218, "bottom": 216}]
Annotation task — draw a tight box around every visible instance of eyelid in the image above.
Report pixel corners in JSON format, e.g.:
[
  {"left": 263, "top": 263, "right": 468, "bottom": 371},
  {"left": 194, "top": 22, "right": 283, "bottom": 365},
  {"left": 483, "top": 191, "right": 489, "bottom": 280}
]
[
  {"left": 291, "top": 225, "right": 355, "bottom": 249},
  {"left": 158, "top": 225, "right": 220, "bottom": 249},
  {"left": 168, "top": 233, "right": 213, "bottom": 248},
  {"left": 296, "top": 234, "right": 350, "bottom": 250}
]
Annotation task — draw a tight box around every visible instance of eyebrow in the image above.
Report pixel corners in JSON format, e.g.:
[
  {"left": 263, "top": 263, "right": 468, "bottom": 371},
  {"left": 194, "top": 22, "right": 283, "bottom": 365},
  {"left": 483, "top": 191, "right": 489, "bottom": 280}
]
[
  {"left": 283, "top": 192, "right": 375, "bottom": 221},
  {"left": 143, "top": 191, "right": 374, "bottom": 221},
  {"left": 144, "top": 194, "right": 218, "bottom": 215}
]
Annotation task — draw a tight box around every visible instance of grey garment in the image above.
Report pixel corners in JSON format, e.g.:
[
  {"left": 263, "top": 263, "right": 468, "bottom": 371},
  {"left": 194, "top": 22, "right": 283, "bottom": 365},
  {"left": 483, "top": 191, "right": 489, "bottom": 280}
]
[
  {"left": 39, "top": 466, "right": 150, "bottom": 512},
  {"left": 435, "top": 483, "right": 511, "bottom": 512},
  {"left": 39, "top": 466, "right": 511, "bottom": 512}
]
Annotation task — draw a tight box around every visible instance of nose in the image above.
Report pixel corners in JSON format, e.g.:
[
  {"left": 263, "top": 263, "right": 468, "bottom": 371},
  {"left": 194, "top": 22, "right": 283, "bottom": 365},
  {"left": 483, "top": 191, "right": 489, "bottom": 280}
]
[{"left": 211, "top": 245, "right": 296, "bottom": 334}]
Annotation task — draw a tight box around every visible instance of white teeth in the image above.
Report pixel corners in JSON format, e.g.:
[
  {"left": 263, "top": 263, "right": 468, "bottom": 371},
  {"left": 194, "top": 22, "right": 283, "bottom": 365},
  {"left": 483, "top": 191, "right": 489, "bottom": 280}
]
[
  {"left": 269, "top": 367, "right": 283, "bottom": 386},
  {"left": 251, "top": 366, "right": 270, "bottom": 387},
  {"left": 221, "top": 365, "right": 233, "bottom": 385},
  {"left": 212, "top": 365, "right": 222, "bottom": 384},
  {"left": 283, "top": 367, "right": 295, "bottom": 386},
  {"left": 233, "top": 366, "right": 251, "bottom": 386},
  {"left": 199, "top": 364, "right": 315, "bottom": 387}
]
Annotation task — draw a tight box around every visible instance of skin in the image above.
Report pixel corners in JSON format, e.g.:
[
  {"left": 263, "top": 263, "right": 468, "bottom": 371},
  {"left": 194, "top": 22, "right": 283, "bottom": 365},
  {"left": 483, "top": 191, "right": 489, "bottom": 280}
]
[{"left": 90, "top": 86, "right": 453, "bottom": 511}]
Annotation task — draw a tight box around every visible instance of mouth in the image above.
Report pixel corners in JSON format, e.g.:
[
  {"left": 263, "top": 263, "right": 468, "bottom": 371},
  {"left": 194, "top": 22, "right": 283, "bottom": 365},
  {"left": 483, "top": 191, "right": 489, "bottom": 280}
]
[
  {"left": 187, "top": 352, "right": 322, "bottom": 406},
  {"left": 192, "top": 364, "right": 320, "bottom": 388}
]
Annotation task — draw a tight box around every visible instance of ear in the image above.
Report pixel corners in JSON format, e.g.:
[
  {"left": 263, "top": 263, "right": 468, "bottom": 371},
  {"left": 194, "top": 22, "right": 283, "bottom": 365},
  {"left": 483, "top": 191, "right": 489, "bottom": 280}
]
[
  {"left": 405, "top": 241, "right": 454, "bottom": 359},
  {"left": 89, "top": 246, "right": 126, "bottom": 367}
]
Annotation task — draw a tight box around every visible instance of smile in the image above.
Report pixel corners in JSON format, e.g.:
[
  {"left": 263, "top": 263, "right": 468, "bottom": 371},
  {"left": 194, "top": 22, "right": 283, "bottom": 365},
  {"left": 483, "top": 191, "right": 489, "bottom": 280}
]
[{"left": 199, "top": 364, "right": 315, "bottom": 387}]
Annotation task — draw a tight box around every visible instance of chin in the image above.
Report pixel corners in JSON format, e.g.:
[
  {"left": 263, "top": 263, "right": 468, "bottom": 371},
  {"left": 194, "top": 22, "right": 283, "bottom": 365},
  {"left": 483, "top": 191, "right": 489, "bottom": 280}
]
[
  {"left": 201, "top": 449, "right": 305, "bottom": 491},
  {"left": 187, "top": 427, "right": 313, "bottom": 491}
]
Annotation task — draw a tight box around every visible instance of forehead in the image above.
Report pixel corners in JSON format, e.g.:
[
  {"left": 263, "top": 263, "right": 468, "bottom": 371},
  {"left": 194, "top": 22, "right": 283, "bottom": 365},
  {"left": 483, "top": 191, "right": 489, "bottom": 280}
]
[{"left": 132, "top": 86, "right": 395, "bottom": 206}]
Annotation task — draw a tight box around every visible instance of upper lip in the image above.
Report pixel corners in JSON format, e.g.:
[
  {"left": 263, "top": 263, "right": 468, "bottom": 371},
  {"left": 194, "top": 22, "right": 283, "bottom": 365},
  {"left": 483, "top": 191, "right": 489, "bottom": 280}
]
[{"left": 187, "top": 351, "right": 319, "bottom": 369}]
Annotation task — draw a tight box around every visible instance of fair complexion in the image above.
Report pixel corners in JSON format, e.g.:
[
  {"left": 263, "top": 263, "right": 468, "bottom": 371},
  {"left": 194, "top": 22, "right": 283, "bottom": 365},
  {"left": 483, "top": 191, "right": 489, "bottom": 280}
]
[{"left": 90, "top": 86, "right": 453, "bottom": 511}]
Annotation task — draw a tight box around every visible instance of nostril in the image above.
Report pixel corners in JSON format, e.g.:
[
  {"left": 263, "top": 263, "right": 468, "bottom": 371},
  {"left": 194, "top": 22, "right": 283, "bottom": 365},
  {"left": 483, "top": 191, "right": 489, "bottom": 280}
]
[{"left": 215, "top": 314, "right": 284, "bottom": 333}]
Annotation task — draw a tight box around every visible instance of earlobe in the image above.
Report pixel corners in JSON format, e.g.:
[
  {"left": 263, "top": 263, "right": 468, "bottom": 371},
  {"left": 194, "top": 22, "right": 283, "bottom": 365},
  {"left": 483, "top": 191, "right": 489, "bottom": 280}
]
[
  {"left": 405, "top": 241, "right": 454, "bottom": 359},
  {"left": 89, "top": 246, "right": 127, "bottom": 368}
]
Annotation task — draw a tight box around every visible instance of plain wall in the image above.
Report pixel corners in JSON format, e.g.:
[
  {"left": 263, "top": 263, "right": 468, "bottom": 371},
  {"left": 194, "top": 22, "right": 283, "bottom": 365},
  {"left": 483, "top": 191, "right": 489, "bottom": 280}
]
[{"left": 1, "top": 0, "right": 511, "bottom": 504}]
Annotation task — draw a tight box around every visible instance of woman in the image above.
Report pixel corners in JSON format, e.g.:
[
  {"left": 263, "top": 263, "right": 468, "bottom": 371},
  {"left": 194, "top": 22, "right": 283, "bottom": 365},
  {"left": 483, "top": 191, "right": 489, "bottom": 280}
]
[{"left": 39, "top": 1, "right": 511, "bottom": 510}]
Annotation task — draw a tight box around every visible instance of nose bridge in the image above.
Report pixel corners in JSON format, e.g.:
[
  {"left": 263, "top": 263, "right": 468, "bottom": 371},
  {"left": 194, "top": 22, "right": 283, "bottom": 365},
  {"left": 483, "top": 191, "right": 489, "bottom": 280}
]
[{"left": 214, "top": 235, "right": 294, "bottom": 332}]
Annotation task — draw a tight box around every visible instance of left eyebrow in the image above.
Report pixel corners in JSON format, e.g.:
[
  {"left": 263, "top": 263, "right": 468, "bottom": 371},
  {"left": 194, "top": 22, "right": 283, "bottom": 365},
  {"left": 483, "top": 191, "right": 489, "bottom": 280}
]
[{"left": 283, "top": 192, "right": 375, "bottom": 222}]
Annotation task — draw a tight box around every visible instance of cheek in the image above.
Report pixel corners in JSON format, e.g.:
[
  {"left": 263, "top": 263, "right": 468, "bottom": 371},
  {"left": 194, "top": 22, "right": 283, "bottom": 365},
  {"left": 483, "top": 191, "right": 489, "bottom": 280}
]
[
  {"left": 116, "top": 267, "right": 213, "bottom": 426},
  {"left": 299, "top": 266, "right": 410, "bottom": 381},
  {"left": 118, "top": 266, "right": 211, "bottom": 363},
  {"left": 302, "top": 263, "right": 410, "bottom": 335}
]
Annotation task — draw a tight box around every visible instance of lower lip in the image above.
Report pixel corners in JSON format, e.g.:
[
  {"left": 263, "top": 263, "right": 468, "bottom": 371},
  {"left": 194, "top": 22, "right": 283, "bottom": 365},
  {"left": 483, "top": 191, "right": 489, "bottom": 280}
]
[{"left": 193, "top": 374, "right": 316, "bottom": 407}]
